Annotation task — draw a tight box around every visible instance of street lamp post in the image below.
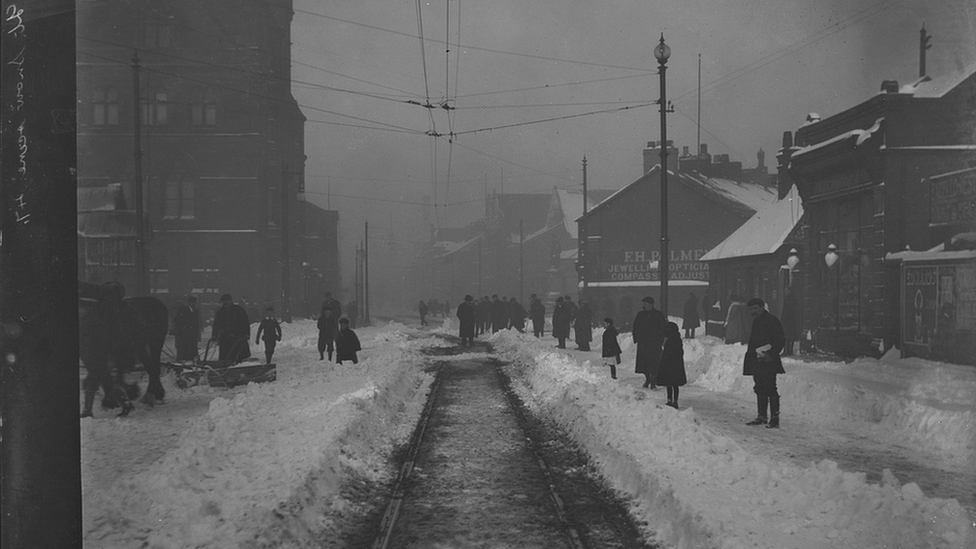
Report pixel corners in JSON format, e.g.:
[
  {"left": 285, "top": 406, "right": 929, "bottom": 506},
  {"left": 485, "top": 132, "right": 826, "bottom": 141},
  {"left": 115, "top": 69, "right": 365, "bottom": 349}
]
[{"left": 654, "top": 34, "right": 672, "bottom": 316}]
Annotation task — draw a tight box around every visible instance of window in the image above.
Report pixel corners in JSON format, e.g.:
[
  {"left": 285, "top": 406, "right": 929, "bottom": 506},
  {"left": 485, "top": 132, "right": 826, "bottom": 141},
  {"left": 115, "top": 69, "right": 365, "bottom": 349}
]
[
  {"left": 164, "top": 180, "right": 195, "bottom": 218},
  {"left": 141, "top": 91, "right": 168, "bottom": 126},
  {"left": 818, "top": 192, "right": 876, "bottom": 332},
  {"left": 191, "top": 256, "right": 220, "bottom": 295},
  {"left": 191, "top": 88, "right": 217, "bottom": 126},
  {"left": 93, "top": 86, "right": 119, "bottom": 126}
]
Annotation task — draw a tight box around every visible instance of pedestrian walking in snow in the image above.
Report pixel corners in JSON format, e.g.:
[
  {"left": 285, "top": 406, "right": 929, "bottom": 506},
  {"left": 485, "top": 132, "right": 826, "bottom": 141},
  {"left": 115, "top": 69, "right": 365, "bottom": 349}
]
[
  {"left": 490, "top": 295, "right": 508, "bottom": 333},
  {"left": 508, "top": 297, "right": 527, "bottom": 333},
  {"left": 564, "top": 295, "right": 579, "bottom": 329},
  {"left": 552, "top": 296, "right": 571, "bottom": 348},
  {"left": 457, "top": 295, "right": 476, "bottom": 346},
  {"left": 418, "top": 300, "right": 429, "bottom": 326},
  {"left": 574, "top": 299, "right": 593, "bottom": 351},
  {"left": 601, "top": 317, "right": 622, "bottom": 379},
  {"left": 317, "top": 307, "right": 337, "bottom": 361},
  {"left": 529, "top": 293, "right": 546, "bottom": 337},
  {"left": 724, "top": 294, "right": 748, "bottom": 344},
  {"left": 743, "top": 298, "right": 786, "bottom": 428},
  {"left": 335, "top": 318, "right": 361, "bottom": 364},
  {"left": 321, "top": 292, "right": 342, "bottom": 322},
  {"left": 682, "top": 292, "right": 700, "bottom": 339},
  {"left": 255, "top": 307, "right": 282, "bottom": 365},
  {"left": 780, "top": 286, "right": 798, "bottom": 356},
  {"left": 658, "top": 322, "right": 688, "bottom": 408},
  {"left": 476, "top": 296, "right": 491, "bottom": 335},
  {"left": 211, "top": 293, "right": 251, "bottom": 364},
  {"left": 632, "top": 296, "right": 666, "bottom": 389}
]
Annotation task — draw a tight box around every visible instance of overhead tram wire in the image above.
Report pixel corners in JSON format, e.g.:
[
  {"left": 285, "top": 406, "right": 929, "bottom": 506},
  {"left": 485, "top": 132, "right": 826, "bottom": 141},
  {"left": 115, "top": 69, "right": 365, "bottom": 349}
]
[{"left": 451, "top": 102, "right": 655, "bottom": 136}]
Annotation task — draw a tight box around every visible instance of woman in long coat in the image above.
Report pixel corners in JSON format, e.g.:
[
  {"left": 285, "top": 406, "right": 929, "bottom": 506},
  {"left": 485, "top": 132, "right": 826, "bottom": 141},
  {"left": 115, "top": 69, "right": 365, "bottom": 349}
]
[
  {"left": 574, "top": 299, "right": 593, "bottom": 351},
  {"left": 632, "top": 297, "right": 666, "bottom": 389},
  {"left": 682, "top": 292, "right": 700, "bottom": 339},
  {"left": 657, "top": 322, "right": 688, "bottom": 408},
  {"left": 724, "top": 294, "right": 747, "bottom": 344},
  {"left": 551, "top": 297, "right": 571, "bottom": 348}
]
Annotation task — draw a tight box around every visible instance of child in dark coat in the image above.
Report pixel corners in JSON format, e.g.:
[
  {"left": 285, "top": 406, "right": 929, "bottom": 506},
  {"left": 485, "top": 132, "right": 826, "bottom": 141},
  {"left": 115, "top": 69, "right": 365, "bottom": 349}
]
[
  {"left": 601, "top": 318, "right": 623, "bottom": 380},
  {"left": 335, "top": 318, "right": 362, "bottom": 364},
  {"left": 255, "top": 307, "right": 282, "bottom": 365},
  {"left": 658, "top": 321, "right": 688, "bottom": 408}
]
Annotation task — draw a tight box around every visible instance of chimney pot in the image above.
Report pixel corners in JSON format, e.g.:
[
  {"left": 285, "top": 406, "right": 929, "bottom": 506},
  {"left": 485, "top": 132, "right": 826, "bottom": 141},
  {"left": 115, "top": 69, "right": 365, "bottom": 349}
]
[{"left": 880, "top": 80, "right": 899, "bottom": 93}]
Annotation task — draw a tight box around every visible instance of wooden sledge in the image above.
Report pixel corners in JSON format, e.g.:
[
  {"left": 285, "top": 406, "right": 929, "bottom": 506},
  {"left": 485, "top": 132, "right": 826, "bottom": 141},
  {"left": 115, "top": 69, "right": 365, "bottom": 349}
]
[{"left": 168, "top": 339, "right": 276, "bottom": 389}]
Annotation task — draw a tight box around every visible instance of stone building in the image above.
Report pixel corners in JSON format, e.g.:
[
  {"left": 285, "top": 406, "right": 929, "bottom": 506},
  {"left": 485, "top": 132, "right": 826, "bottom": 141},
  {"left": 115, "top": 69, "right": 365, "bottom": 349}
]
[{"left": 76, "top": 0, "right": 337, "bottom": 319}]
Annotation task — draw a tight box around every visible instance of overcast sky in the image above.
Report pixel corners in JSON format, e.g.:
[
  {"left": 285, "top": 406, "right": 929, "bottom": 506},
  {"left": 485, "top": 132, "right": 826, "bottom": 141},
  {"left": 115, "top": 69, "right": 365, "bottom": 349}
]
[{"left": 290, "top": 0, "right": 975, "bottom": 300}]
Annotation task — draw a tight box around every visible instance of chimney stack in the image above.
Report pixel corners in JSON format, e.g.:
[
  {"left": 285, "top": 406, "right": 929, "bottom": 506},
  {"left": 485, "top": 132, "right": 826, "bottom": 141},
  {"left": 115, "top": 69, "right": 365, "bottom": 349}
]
[{"left": 920, "top": 25, "right": 932, "bottom": 77}]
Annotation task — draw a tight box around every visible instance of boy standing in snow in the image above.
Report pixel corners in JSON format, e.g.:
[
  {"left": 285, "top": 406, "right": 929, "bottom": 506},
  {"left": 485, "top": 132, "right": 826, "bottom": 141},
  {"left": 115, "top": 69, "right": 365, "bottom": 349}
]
[
  {"left": 601, "top": 318, "right": 622, "bottom": 379},
  {"left": 658, "top": 322, "right": 688, "bottom": 409},
  {"left": 255, "top": 307, "right": 282, "bottom": 365},
  {"left": 335, "top": 318, "right": 362, "bottom": 364}
]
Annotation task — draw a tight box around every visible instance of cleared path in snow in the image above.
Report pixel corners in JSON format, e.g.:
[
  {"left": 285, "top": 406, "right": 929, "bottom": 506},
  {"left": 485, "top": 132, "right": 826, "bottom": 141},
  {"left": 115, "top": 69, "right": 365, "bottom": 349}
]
[{"left": 374, "top": 341, "right": 653, "bottom": 549}]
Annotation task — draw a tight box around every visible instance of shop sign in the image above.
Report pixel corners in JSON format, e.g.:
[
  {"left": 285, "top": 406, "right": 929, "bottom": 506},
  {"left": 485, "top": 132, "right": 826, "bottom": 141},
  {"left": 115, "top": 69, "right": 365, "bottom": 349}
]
[
  {"left": 605, "top": 249, "right": 709, "bottom": 282},
  {"left": 903, "top": 263, "right": 976, "bottom": 351}
]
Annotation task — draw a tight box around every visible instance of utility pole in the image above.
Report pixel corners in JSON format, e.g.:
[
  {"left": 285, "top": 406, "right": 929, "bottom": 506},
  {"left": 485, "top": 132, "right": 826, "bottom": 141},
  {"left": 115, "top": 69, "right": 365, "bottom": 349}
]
[
  {"left": 919, "top": 24, "right": 932, "bottom": 78},
  {"left": 281, "top": 172, "right": 291, "bottom": 321},
  {"left": 519, "top": 219, "right": 524, "bottom": 303},
  {"left": 132, "top": 50, "right": 148, "bottom": 296},
  {"left": 364, "top": 221, "right": 370, "bottom": 325},
  {"left": 580, "top": 156, "right": 588, "bottom": 295}
]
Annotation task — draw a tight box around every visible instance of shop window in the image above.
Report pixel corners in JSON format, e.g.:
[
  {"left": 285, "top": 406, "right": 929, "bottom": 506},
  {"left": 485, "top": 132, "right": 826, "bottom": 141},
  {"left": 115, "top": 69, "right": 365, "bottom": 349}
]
[
  {"left": 191, "top": 256, "right": 220, "bottom": 295},
  {"left": 818, "top": 192, "right": 876, "bottom": 332}
]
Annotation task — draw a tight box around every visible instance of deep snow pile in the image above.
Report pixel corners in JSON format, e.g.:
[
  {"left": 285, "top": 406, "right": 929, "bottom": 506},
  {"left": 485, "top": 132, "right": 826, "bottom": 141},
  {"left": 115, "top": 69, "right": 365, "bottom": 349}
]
[
  {"left": 491, "top": 328, "right": 975, "bottom": 549},
  {"left": 81, "top": 320, "right": 439, "bottom": 549},
  {"left": 81, "top": 316, "right": 974, "bottom": 549}
]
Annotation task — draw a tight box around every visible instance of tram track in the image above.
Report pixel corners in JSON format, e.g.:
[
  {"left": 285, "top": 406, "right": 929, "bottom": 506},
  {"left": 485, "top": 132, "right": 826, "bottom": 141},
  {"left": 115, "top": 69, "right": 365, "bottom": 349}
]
[{"left": 367, "top": 341, "right": 654, "bottom": 549}]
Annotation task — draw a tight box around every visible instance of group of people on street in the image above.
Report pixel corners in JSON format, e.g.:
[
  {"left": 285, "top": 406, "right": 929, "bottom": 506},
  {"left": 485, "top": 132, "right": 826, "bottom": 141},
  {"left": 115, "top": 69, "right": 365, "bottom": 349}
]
[
  {"left": 170, "top": 290, "right": 362, "bottom": 368},
  {"left": 317, "top": 292, "right": 361, "bottom": 364}
]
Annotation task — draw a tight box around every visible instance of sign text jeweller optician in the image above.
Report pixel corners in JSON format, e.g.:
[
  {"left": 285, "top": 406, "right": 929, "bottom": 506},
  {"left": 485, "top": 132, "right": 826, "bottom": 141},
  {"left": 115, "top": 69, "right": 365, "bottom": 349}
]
[{"left": 605, "top": 249, "right": 709, "bottom": 282}]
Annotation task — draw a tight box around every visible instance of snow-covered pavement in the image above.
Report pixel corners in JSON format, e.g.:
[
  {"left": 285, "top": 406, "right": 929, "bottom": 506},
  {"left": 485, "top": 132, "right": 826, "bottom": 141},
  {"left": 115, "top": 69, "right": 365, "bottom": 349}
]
[{"left": 81, "top": 316, "right": 975, "bottom": 548}]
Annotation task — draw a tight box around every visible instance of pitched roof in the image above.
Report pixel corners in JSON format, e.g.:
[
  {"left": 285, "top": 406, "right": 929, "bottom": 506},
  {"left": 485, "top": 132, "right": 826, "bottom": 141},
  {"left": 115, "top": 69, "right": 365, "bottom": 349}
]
[
  {"left": 701, "top": 186, "right": 803, "bottom": 261},
  {"left": 900, "top": 59, "right": 976, "bottom": 99},
  {"left": 584, "top": 165, "right": 776, "bottom": 220}
]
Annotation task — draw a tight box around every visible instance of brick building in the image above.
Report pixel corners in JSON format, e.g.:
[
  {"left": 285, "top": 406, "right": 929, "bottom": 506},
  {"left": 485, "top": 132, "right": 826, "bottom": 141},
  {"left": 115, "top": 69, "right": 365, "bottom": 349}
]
[
  {"left": 77, "top": 0, "right": 337, "bottom": 319},
  {"left": 782, "top": 65, "right": 976, "bottom": 361}
]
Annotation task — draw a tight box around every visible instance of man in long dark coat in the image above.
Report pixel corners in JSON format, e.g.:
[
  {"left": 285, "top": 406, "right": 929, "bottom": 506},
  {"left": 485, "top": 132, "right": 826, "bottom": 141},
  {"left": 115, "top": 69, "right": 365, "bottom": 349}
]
[
  {"left": 743, "top": 297, "right": 786, "bottom": 428},
  {"left": 551, "top": 296, "right": 571, "bottom": 348},
  {"left": 529, "top": 294, "right": 546, "bottom": 337},
  {"left": 490, "top": 295, "right": 508, "bottom": 333},
  {"left": 321, "top": 292, "right": 342, "bottom": 321},
  {"left": 173, "top": 295, "right": 201, "bottom": 361},
  {"left": 508, "top": 297, "right": 527, "bottom": 333},
  {"left": 457, "top": 295, "right": 475, "bottom": 346},
  {"left": 632, "top": 296, "right": 665, "bottom": 389},
  {"left": 212, "top": 294, "right": 251, "bottom": 364},
  {"left": 574, "top": 299, "right": 593, "bottom": 351}
]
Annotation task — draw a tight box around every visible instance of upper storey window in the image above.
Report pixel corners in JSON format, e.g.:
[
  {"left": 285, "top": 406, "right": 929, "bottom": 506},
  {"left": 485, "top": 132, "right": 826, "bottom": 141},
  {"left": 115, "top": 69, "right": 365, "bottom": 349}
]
[
  {"left": 141, "top": 91, "right": 168, "bottom": 126},
  {"left": 190, "top": 88, "right": 217, "bottom": 126},
  {"left": 93, "top": 86, "right": 119, "bottom": 126}
]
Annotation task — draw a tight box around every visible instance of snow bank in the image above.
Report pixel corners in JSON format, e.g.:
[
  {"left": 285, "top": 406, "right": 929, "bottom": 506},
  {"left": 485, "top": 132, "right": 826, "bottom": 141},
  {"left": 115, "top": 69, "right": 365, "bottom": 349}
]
[
  {"left": 493, "top": 331, "right": 973, "bottom": 549},
  {"left": 82, "top": 321, "right": 435, "bottom": 549}
]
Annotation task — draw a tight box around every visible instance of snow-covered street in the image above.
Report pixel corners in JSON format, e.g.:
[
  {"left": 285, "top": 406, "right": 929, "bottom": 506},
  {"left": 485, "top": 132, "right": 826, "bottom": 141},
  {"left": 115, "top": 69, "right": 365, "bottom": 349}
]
[{"left": 81, "top": 316, "right": 975, "bottom": 548}]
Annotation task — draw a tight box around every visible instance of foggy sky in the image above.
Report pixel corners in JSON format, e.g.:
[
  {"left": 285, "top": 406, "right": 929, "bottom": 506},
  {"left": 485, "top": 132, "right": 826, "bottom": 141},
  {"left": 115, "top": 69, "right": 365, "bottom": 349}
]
[{"left": 290, "top": 0, "right": 976, "bottom": 304}]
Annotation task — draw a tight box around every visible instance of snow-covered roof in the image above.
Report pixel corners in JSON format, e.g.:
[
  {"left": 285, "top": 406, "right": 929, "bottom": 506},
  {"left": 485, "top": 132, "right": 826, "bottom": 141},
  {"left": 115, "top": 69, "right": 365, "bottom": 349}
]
[
  {"left": 791, "top": 118, "right": 883, "bottom": 161},
  {"left": 886, "top": 249, "right": 976, "bottom": 263},
  {"left": 435, "top": 233, "right": 483, "bottom": 257},
  {"left": 899, "top": 59, "right": 976, "bottom": 98},
  {"left": 701, "top": 186, "right": 803, "bottom": 262},
  {"left": 583, "top": 166, "right": 776, "bottom": 221}
]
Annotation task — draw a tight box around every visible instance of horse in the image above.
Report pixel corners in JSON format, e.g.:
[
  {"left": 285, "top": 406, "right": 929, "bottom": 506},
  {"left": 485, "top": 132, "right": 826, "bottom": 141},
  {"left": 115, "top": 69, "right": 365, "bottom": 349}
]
[{"left": 79, "top": 281, "right": 169, "bottom": 417}]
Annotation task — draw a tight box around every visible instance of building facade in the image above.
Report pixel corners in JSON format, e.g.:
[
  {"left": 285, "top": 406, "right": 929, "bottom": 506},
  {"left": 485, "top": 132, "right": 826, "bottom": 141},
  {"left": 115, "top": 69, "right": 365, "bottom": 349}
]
[
  {"left": 784, "top": 68, "right": 976, "bottom": 361},
  {"left": 576, "top": 143, "right": 776, "bottom": 328},
  {"left": 77, "top": 0, "right": 337, "bottom": 320}
]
